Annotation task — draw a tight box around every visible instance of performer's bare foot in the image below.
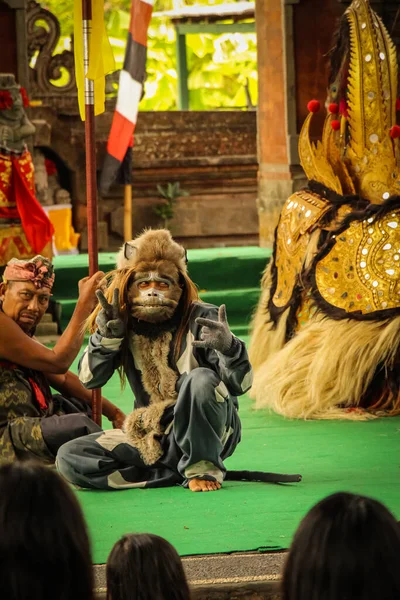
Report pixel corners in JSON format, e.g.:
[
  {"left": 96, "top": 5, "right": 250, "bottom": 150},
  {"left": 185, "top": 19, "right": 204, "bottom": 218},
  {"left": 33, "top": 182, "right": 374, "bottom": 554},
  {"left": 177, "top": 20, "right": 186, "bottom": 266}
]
[{"left": 188, "top": 478, "right": 221, "bottom": 492}]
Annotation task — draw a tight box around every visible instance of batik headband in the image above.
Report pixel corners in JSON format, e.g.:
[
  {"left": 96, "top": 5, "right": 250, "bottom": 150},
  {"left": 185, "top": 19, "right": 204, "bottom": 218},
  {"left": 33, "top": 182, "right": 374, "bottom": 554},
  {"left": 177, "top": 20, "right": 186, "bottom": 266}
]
[{"left": 3, "top": 256, "right": 55, "bottom": 290}]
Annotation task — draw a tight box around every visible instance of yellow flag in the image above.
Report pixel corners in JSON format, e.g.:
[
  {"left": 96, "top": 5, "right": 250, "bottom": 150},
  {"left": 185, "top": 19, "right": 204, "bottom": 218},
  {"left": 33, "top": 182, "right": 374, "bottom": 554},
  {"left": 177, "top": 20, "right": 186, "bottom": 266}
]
[
  {"left": 73, "top": 0, "right": 85, "bottom": 120},
  {"left": 73, "top": 0, "right": 115, "bottom": 121}
]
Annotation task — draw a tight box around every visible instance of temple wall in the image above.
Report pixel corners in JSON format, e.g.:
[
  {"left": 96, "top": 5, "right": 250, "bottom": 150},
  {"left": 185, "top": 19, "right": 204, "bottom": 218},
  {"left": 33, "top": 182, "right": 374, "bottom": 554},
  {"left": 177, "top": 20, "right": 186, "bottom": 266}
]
[{"left": 31, "top": 106, "right": 258, "bottom": 250}]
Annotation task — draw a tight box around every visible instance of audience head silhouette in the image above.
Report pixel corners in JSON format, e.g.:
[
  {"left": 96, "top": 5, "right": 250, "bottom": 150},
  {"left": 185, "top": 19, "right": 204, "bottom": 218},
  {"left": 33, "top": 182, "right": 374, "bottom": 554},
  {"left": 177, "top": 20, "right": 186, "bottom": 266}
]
[
  {"left": 282, "top": 491, "right": 400, "bottom": 600},
  {"left": 0, "top": 461, "right": 93, "bottom": 600},
  {"left": 106, "top": 533, "right": 191, "bottom": 600}
]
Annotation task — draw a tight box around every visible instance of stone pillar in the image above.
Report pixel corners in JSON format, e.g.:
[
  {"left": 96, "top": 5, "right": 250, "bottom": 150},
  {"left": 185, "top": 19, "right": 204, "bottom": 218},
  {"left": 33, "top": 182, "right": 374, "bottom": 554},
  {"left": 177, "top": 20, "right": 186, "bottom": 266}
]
[
  {"left": 255, "top": 0, "right": 351, "bottom": 247},
  {"left": 1, "top": 0, "right": 29, "bottom": 92},
  {"left": 255, "top": 0, "right": 302, "bottom": 247}
]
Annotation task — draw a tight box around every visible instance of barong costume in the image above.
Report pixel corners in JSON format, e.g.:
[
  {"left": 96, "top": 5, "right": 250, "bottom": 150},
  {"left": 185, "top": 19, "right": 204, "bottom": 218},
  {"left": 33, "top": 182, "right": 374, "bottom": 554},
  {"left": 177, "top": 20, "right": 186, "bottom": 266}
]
[{"left": 250, "top": 0, "right": 400, "bottom": 420}]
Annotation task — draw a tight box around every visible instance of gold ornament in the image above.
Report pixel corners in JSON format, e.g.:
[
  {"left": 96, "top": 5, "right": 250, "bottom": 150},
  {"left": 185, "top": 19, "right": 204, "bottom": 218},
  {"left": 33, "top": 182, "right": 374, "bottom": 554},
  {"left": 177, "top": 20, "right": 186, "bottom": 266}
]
[
  {"left": 299, "top": 0, "right": 400, "bottom": 204},
  {"left": 316, "top": 211, "right": 400, "bottom": 314},
  {"left": 273, "top": 190, "right": 330, "bottom": 308}
]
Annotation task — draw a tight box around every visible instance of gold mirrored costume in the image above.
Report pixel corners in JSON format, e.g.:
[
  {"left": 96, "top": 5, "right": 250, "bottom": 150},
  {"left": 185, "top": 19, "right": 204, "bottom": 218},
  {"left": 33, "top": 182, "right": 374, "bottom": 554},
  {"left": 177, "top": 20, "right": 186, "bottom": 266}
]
[{"left": 250, "top": 0, "right": 400, "bottom": 420}]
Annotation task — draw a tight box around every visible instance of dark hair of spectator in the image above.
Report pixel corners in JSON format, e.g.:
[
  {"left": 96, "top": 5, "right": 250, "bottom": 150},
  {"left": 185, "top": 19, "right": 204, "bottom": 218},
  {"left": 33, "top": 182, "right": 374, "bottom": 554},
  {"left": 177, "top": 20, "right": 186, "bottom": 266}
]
[
  {"left": 282, "top": 491, "right": 400, "bottom": 600},
  {"left": 0, "top": 461, "right": 94, "bottom": 600},
  {"left": 106, "top": 533, "right": 191, "bottom": 600}
]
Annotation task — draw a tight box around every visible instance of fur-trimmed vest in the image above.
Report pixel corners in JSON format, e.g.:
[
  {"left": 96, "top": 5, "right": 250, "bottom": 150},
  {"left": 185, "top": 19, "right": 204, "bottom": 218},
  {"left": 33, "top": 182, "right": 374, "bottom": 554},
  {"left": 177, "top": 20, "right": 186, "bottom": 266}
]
[{"left": 123, "top": 331, "right": 178, "bottom": 465}]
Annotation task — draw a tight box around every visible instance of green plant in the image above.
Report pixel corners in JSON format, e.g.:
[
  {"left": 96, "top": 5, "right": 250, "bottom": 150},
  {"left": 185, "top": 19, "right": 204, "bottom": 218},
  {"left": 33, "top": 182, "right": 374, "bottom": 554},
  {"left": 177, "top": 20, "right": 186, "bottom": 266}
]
[{"left": 154, "top": 182, "right": 189, "bottom": 229}]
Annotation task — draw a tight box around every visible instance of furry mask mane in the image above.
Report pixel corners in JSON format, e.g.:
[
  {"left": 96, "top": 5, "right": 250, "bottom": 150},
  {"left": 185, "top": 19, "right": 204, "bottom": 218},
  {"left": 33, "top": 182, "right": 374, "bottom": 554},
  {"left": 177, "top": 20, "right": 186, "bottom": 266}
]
[{"left": 117, "top": 229, "right": 188, "bottom": 274}]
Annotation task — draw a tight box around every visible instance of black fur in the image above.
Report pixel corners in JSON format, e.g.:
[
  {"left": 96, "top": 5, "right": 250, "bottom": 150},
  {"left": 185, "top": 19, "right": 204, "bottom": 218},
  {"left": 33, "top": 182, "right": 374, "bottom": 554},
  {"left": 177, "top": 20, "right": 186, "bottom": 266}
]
[
  {"left": 326, "top": 15, "right": 350, "bottom": 87},
  {"left": 128, "top": 303, "right": 183, "bottom": 339}
]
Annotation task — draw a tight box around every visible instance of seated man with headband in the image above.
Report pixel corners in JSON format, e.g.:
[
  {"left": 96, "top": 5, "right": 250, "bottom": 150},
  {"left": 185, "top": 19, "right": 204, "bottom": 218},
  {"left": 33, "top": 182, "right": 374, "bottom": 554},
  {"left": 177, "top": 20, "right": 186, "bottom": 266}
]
[{"left": 0, "top": 255, "right": 125, "bottom": 463}]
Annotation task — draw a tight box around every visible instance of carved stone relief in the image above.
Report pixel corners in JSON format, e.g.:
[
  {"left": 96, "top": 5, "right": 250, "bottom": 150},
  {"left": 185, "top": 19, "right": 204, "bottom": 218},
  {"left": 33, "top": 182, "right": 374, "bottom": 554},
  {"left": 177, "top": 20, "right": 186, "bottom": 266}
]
[{"left": 26, "top": 0, "right": 76, "bottom": 98}]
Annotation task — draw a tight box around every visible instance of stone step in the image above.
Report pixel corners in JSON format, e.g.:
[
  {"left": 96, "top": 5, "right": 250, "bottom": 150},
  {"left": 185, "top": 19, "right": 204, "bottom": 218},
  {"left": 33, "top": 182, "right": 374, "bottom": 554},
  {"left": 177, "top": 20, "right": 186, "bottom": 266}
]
[
  {"left": 35, "top": 319, "right": 59, "bottom": 345},
  {"left": 35, "top": 321, "right": 58, "bottom": 336},
  {"left": 95, "top": 579, "right": 281, "bottom": 599},
  {"left": 35, "top": 334, "right": 60, "bottom": 345},
  {"left": 192, "top": 580, "right": 280, "bottom": 599},
  {"left": 94, "top": 551, "right": 285, "bottom": 600},
  {"left": 40, "top": 313, "right": 53, "bottom": 323}
]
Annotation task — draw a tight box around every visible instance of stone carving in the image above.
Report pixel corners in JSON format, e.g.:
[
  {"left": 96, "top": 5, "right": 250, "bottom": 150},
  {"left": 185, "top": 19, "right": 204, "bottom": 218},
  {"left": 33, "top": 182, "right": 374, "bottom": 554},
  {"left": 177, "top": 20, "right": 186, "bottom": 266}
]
[
  {"left": 33, "top": 149, "right": 72, "bottom": 206},
  {"left": 27, "top": 0, "right": 75, "bottom": 97},
  {"left": 0, "top": 74, "right": 35, "bottom": 154},
  {"left": 0, "top": 73, "right": 53, "bottom": 265},
  {"left": 54, "top": 188, "right": 71, "bottom": 204},
  {"left": 33, "top": 149, "right": 50, "bottom": 205}
]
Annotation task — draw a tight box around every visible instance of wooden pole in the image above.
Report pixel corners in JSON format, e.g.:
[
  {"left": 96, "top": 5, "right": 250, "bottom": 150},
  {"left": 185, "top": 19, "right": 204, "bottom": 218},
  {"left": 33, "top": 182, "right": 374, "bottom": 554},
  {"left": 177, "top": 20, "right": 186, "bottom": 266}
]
[
  {"left": 82, "top": 0, "right": 102, "bottom": 426},
  {"left": 123, "top": 184, "right": 132, "bottom": 242}
]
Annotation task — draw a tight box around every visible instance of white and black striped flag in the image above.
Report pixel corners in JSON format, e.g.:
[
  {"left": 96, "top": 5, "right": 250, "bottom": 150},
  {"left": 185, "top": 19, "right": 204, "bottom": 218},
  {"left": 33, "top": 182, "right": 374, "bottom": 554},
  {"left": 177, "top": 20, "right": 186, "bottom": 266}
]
[{"left": 99, "top": 0, "right": 153, "bottom": 195}]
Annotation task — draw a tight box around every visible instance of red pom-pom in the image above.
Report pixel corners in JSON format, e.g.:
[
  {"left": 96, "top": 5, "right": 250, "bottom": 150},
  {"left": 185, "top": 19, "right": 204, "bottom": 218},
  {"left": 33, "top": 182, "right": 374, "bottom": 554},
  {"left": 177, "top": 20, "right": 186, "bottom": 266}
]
[
  {"left": 396, "top": 98, "right": 400, "bottom": 111},
  {"left": 328, "top": 103, "right": 339, "bottom": 114},
  {"left": 331, "top": 120, "right": 341, "bottom": 131},
  {"left": 19, "top": 87, "right": 29, "bottom": 108},
  {"left": 390, "top": 125, "right": 400, "bottom": 139},
  {"left": 307, "top": 100, "right": 320, "bottom": 113},
  {"left": 0, "top": 90, "right": 13, "bottom": 111},
  {"left": 45, "top": 158, "right": 57, "bottom": 176}
]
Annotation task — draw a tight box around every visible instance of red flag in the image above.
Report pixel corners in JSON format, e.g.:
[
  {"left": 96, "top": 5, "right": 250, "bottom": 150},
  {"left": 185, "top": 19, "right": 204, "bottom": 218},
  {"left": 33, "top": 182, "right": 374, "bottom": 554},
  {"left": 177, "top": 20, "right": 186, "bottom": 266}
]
[{"left": 99, "top": 0, "right": 153, "bottom": 195}]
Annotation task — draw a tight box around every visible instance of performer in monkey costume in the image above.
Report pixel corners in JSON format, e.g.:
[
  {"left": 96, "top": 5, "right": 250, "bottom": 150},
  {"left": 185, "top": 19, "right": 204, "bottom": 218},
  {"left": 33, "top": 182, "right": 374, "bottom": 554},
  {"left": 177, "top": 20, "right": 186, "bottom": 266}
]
[
  {"left": 250, "top": 0, "right": 400, "bottom": 420},
  {"left": 57, "top": 230, "right": 300, "bottom": 491}
]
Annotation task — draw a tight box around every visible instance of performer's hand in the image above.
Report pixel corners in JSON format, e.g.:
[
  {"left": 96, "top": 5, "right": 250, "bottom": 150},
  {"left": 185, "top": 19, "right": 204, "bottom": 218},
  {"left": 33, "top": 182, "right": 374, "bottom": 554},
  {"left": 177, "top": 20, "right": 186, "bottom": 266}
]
[
  {"left": 101, "top": 398, "right": 126, "bottom": 428},
  {"left": 193, "top": 304, "right": 236, "bottom": 355},
  {"left": 111, "top": 407, "right": 126, "bottom": 429},
  {"left": 77, "top": 271, "right": 105, "bottom": 313},
  {"left": 95, "top": 288, "right": 125, "bottom": 338}
]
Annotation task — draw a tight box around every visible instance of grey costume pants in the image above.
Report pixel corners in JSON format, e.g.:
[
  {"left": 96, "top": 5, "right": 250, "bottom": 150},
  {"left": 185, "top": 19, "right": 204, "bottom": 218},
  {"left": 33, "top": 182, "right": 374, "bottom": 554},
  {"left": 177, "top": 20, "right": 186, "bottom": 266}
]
[
  {"left": 56, "top": 368, "right": 241, "bottom": 490},
  {"left": 41, "top": 395, "right": 102, "bottom": 457}
]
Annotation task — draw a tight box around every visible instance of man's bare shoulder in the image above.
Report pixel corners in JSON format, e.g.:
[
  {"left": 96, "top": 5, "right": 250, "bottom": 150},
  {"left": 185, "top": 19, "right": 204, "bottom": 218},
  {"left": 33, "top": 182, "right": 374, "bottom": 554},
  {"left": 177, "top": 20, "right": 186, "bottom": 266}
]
[
  {"left": 0, "top": 310, "right": 16, "bottom": 329},
  {"left": 0, "top": 311, "right": 28, "bottom": 345}
]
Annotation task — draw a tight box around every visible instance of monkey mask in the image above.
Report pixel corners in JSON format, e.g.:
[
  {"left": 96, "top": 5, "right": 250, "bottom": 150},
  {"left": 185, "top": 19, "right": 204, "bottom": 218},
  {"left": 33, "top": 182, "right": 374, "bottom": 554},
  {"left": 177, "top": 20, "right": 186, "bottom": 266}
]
[{"left": 117, "top": 230, "right": 188, "bottom": 324}]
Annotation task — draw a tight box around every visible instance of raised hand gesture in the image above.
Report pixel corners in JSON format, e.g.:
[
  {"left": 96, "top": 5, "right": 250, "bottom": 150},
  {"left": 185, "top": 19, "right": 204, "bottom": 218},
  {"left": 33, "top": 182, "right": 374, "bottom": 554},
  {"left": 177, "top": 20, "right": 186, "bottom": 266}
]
[
  {"left": 95, "top": 289, "right": 125, "bottom": 339},
  {"left": 193, "top": 304, "right": 234, "bottom": 355},
  {"left": 77, "top": 271, "right": 105, "bottom": 313}
]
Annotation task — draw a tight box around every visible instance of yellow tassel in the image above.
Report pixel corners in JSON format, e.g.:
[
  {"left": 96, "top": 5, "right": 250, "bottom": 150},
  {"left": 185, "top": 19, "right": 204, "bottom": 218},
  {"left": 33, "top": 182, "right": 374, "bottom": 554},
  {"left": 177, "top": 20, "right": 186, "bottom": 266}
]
[
  {"left": 73, "top": 0, "right": 85, "bottom": 121},
  {"left": 73, "top": 0, "right": 115, "bottom": 121}
]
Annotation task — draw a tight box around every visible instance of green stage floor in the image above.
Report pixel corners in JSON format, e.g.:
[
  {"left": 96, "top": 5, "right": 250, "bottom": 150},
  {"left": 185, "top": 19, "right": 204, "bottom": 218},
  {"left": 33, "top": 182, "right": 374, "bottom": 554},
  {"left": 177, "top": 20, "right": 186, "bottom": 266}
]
[{"left": 68, "top": 343, "right": 400, "bottom": 565}]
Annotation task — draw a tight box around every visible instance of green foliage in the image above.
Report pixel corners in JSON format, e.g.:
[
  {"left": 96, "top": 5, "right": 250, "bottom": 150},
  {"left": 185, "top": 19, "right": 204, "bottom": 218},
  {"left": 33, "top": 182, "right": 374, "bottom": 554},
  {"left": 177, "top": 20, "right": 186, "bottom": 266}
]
[
  {"left": 39, "top": 0, "right": 258, "bottom": 110},
  {"left": 154, "top": 182, "right": 189, "bottom": 229},
  {"left": 186, "top": 31, "right": 257, "bottom": 110}
]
